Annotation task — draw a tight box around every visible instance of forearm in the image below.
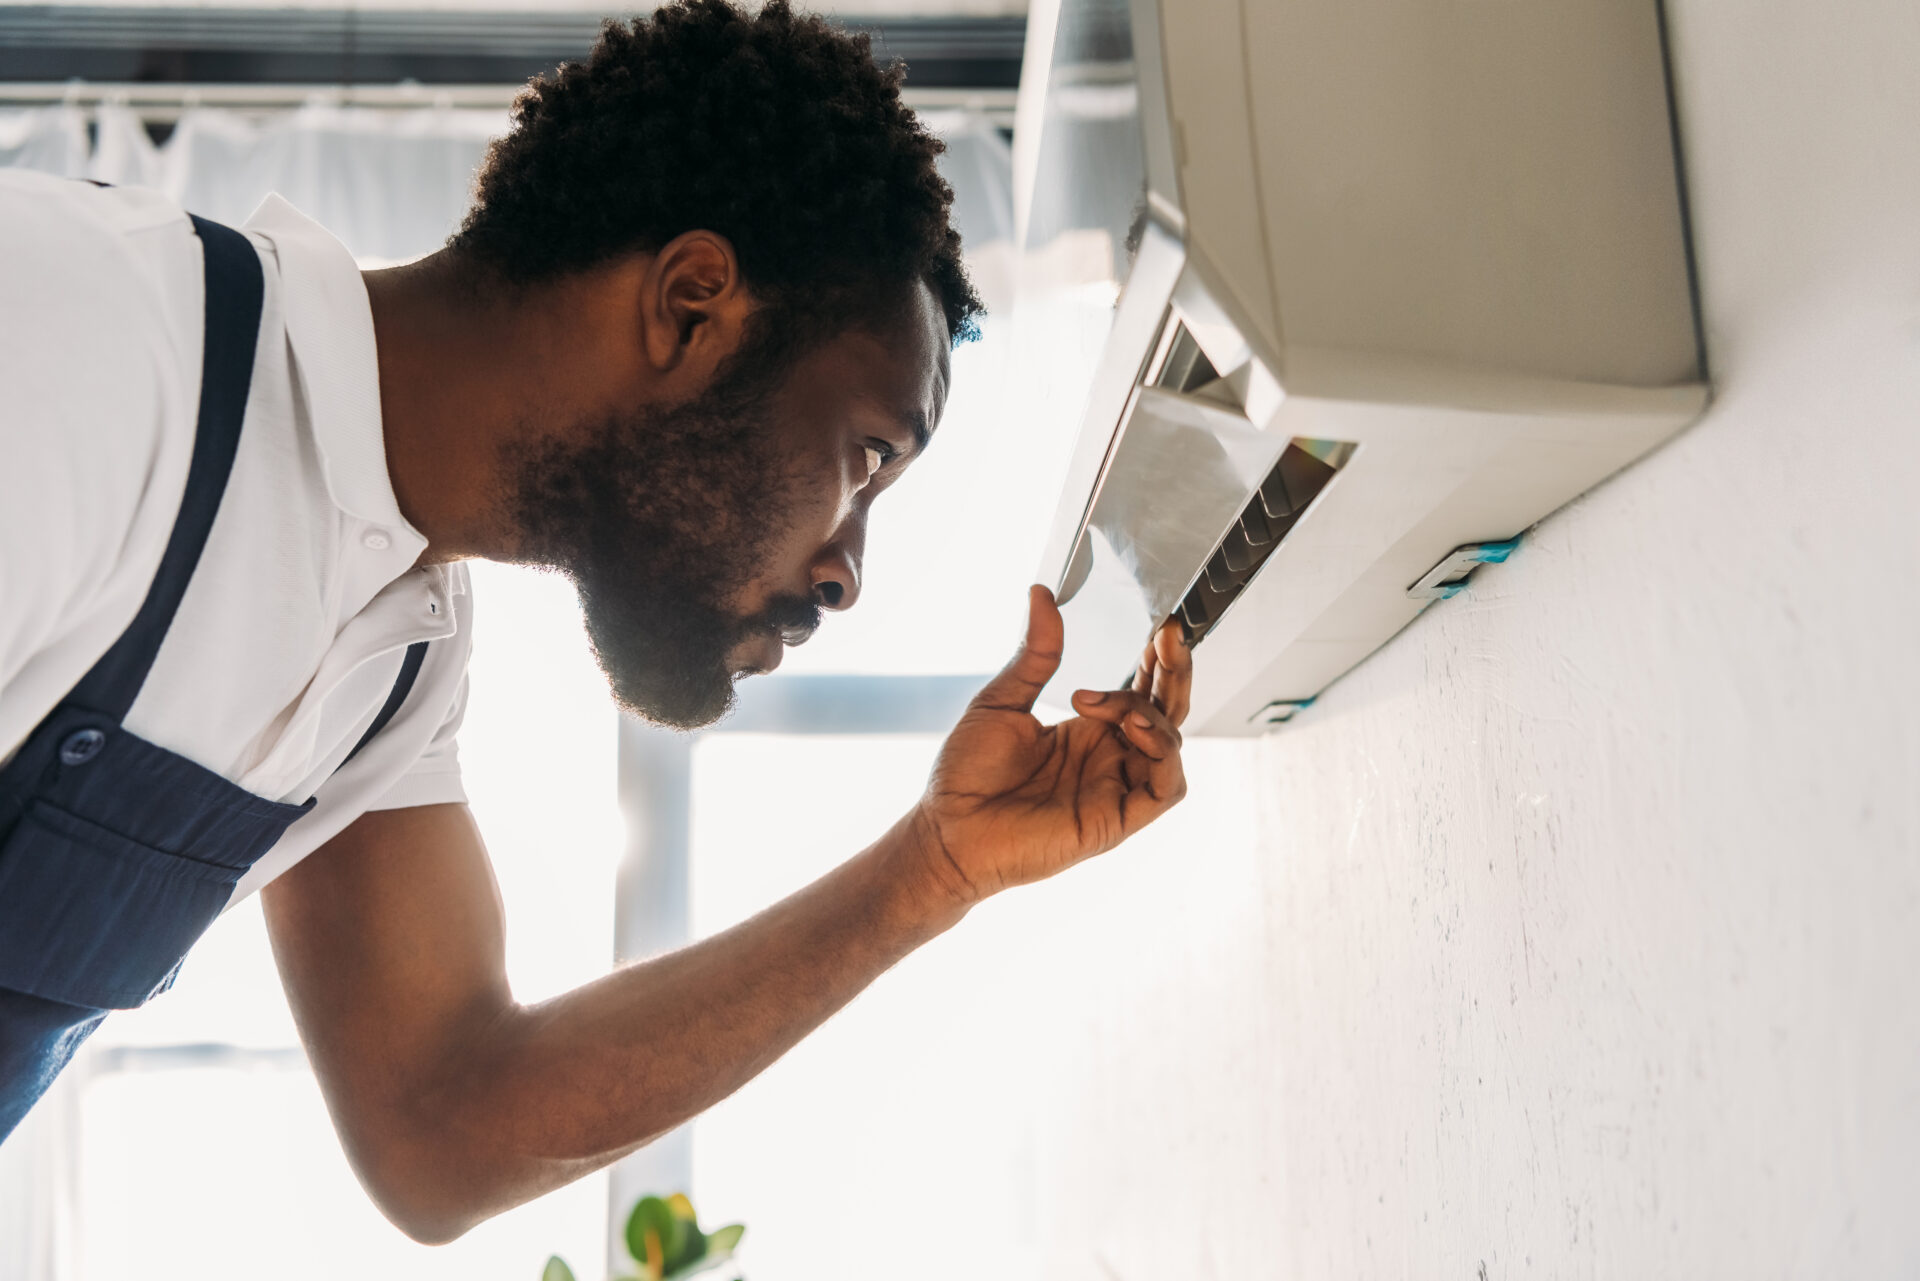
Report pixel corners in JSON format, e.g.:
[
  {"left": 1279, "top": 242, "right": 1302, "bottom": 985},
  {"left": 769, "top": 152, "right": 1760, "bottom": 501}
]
[{"left": 368, "top": 809, "right": 964, "bottom": 1238}]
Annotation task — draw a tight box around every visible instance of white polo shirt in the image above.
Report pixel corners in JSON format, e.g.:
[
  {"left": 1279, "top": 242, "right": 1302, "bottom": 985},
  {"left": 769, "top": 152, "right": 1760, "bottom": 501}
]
[{"left": 0, "top": 169, "right": 473, "bottom": 899}]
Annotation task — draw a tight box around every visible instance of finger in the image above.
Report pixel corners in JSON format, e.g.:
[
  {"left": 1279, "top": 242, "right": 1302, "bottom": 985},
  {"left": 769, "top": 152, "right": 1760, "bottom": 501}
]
[
  {"left": 1131, "top": 637, "right": 1158, "bottom": 702},
  {"left": 1098, "top": 697, "right": 1186, "bottom": 821},
  {"left": 1117, "top": 704, "right": 1180, "bottom": 765},
  {"left": 1149, "top": 618, "right": 1194, "bottom": 728},
  {"left": 1123, "top": 727, "right": 1188, "bottom": 821},
  {"left": 972, "top": 585, "right": 1065, "bottom": 715},
  {"left": 1071, "top": 688, "right": 1181, "bottom": 749}
]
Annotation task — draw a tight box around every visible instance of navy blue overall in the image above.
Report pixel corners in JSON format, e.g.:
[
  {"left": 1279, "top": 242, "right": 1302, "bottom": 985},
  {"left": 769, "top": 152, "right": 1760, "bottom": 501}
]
[{"left": 0, "top": 214, "right": 426, "bottom": 1141}]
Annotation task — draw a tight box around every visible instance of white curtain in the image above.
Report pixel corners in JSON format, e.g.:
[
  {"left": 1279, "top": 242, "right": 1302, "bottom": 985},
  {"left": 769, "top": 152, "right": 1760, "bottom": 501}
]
[
  {"left": 1, "top": 100, "right": 1013, "bottom": 275},
  {"left": 89, "top": 101, "right": 511, "bottom": 263},
  {"left": 0, "top": 107, "right": 89, "bottom": 176}
]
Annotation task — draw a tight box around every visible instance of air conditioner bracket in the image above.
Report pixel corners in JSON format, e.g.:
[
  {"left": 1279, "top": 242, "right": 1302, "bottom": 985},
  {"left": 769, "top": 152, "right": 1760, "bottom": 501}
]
[{"left": 1406, "top": 537, "right": 1522, "bottom": 600}]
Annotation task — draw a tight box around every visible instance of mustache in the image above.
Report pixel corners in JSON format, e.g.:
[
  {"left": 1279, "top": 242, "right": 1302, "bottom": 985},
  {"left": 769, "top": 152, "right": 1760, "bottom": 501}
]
[{"left": 743, "top": 593, "right": 824, "bottom": 647}]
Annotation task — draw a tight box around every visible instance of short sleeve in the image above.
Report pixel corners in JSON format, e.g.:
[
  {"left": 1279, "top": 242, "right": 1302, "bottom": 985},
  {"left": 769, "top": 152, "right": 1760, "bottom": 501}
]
[{"left": 366, "top": 668, "right": 469, "bottom": 811}]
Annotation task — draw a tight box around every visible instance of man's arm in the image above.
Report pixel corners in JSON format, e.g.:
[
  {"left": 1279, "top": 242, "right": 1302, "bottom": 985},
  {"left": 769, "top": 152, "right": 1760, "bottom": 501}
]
[
  {"left": 264, "top": 587, "right": 1190, "bottom": 1243},
  {"left": 266, "top": 797, "right": 962, "bottom": 1242}
]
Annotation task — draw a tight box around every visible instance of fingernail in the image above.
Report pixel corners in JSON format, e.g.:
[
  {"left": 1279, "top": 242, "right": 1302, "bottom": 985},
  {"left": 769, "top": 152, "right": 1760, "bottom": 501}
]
[
  {"left": 1131, "top": 712, "right": 1152, "bottom": 728},
  {"left": 1080, "top": 690, "right": 1107, "bottom": 703}
]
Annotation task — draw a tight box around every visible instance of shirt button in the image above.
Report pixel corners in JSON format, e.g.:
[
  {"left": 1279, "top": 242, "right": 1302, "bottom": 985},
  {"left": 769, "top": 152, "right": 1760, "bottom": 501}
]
[
  {"left": 363, "top": 530, "right": 392, "bottom": 551},
  {"left": 59, "top": 727, "right": 107, "bottom": 766}
]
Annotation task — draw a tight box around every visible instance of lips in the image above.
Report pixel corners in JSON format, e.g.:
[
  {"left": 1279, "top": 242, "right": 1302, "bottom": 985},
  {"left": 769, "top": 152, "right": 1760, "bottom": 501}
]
[
  {"left": 731, "top": 612, "right": 818, "bottom": 679},
  {"left": 736, "top": 630, "right": 784, "bottom": 677}
]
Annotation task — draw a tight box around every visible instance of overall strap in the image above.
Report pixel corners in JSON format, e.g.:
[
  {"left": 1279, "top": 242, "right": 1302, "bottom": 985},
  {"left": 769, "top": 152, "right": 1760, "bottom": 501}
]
[
  {"left": 66, "top": 215, "right": 265, "bottom": 720},
  {"left": 341, "top": 640, "right": 430, "bottom": 768}
]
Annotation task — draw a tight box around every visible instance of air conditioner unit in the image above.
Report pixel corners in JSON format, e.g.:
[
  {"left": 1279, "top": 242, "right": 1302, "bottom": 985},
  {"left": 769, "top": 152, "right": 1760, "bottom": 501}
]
[{"left": 1014, "top": 0, "right": 1708, "bottom": 734}]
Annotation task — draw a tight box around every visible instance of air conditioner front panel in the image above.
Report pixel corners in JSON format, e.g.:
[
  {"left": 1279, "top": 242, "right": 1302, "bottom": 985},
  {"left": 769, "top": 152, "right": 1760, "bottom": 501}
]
[
  {"left": 1033, "top": 224, "right": 1187, "bottom": 590},
  {"left": 1042, "top": 372, "right": 1288, "bottom": 702}
]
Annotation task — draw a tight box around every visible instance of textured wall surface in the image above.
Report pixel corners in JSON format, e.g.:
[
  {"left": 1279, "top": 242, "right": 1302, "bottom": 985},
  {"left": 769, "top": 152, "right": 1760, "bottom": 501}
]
[{"left": 1020, "top": 0, "right": 1920, "bottom": 1274}]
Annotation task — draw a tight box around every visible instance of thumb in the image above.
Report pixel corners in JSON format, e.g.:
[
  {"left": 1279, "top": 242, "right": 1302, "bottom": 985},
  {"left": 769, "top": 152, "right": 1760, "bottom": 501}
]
[{"left": 972, "top": 585, "right": 1065, "bottom": 714}]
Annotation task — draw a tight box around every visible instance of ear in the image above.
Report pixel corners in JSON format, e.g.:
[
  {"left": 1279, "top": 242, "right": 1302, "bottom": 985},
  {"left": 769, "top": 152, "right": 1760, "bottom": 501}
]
[{"left": 638, "top": 230, "right": 753, "bottom": 376}]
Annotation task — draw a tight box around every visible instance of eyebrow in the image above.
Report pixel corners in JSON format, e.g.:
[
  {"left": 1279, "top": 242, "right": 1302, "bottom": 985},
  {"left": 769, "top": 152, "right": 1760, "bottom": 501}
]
[{"left": 897, "top": 406, "right": 932, "bottom": 455}]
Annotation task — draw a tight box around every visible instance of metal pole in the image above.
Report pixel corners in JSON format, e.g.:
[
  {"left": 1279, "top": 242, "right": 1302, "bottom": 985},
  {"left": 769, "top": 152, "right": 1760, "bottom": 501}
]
[{"left": 605, "top": 714, "right": 695, "bottom": 1274}]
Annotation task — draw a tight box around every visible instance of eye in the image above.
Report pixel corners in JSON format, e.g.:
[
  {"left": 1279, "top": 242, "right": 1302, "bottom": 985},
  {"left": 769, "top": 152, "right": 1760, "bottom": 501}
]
[{"left": 861, "top": 442, "right": 896, "bottom": 480}]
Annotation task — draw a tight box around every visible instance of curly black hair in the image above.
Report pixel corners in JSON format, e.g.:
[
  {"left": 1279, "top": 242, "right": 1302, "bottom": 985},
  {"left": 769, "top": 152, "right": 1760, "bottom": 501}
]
[{"left": 452, "top": 0, "right": 981, "bottom": 345}]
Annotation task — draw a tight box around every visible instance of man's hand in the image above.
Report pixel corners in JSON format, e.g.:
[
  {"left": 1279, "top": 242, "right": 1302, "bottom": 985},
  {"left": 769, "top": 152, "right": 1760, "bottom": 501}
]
[{"left": 909, "top": 584, "right": 1192, "bottom": 909}]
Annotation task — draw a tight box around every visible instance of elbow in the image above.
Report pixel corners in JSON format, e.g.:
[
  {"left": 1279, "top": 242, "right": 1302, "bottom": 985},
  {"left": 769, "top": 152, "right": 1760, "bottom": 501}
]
[
  {"left": 376, "top": 1198, "right": 478, "bottom": 1244},
  {"left": 331, "top": 1031, "right": 586, "bottom": 1243},
  {"left": 345, "top": 1126, "right": 498, "bottom": 1246},
  {"left": 389, "top": 1209, "right": 480, "bottom": 1249},
  {"left": 364, "top": 1167, "right": 491, "bottom": 1246}
]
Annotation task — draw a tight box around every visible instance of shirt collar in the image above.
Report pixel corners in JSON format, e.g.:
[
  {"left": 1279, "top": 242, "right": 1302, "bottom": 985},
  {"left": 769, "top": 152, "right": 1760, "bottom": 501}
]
[{"left": 241, "top": 194, "right": 426, "bottom": 554}]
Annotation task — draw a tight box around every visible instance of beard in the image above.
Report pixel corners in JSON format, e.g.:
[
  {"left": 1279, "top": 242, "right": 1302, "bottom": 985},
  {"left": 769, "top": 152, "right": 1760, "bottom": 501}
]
[{"left": 505, "top": 338, "right": 822, "bottom": 729}]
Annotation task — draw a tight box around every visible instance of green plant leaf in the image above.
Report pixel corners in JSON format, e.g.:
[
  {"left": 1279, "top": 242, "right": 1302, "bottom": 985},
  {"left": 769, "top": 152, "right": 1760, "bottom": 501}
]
[
  {"left": 704, "top": 1225, "right": 745, "bottom": 1255},
  {"left": 668, "top": 1221, "right": 708, "bottom": 1271},
  {"left": 542, "top": 1256, "right": 577, "bottom": 1281},
  {"left": 625, "top": 1196, "right": 688, "bottom": 1277},
  {"left": 661, "top": 1224, "right": 745, "bottom": 1281},
  {"left": 666, "top": 1192, "right": 698, "bottom": 1222},
  {"left": 660, "top": 1254, "right": 734, "bottom": 1281}
]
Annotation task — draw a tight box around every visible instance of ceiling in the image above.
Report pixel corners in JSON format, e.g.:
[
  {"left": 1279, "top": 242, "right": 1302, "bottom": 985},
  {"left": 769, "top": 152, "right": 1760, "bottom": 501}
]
[
  {"left": 0, "top": 0, "right": 1024, "bottom": 10},
  {"left": 0, "top": 1, "right": 1026, "bottom": 88}
]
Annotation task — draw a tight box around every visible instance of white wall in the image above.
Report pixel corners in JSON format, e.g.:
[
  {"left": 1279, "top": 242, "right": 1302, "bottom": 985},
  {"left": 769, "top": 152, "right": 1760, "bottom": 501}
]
[{"left": 1016, "top": 0, "right": 1920, "bottom": 1273}]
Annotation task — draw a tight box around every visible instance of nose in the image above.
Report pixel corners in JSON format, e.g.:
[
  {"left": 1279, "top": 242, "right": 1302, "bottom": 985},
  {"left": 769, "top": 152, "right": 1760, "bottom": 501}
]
[
  {"left": 811, "top": 525, "right": 865, "bottom": 613},
  {"left": 811, "top": 550, "right": 860, "bottom": 611}
]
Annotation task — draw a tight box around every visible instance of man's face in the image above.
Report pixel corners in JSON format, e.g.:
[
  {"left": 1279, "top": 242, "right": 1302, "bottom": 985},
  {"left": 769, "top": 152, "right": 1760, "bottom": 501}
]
[{"left": 510, "top": 282, "right": 951, "bottom": 728}]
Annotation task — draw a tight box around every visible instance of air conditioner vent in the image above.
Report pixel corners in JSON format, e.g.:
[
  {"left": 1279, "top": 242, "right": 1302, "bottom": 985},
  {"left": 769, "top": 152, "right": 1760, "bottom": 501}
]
[
  {"left": 1155, "top": 323, "right": 1223, "bottom": 394},
  {"left": 1177, "top": 438, "right": 1354, "bottom": 644}
]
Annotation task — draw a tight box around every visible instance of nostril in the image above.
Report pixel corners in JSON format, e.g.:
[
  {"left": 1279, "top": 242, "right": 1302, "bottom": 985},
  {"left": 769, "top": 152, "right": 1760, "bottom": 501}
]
[{"left": 817, "top": 581, "right": 845, "bottom": 609}]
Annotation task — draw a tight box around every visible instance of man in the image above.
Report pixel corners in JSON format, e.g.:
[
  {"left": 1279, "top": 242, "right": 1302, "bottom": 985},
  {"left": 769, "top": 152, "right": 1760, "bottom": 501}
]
[{"left": 0, "top": 0, "right": 1191, "bottom": 1241}]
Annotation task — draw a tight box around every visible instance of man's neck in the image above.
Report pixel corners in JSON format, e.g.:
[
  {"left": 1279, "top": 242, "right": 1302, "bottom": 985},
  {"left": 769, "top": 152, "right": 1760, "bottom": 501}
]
[{"left": 360, "top": 251, "right": 645, "bottom": 565}]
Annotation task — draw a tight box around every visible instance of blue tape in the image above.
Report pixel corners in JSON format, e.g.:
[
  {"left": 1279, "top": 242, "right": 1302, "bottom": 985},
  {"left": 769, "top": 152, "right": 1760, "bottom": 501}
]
[
  {"left": 1259, "top": 695, "right": 1317, "bottom": 725},
  {"left": 1468, "top": 536, "right": 1522, "bottom": 565}
]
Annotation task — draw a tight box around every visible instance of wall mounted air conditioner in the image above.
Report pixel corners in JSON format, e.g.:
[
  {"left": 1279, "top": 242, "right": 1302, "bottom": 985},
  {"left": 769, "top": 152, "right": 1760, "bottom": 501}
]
[{"left": 1013, "top": 0, "right": 1708, "bottom": 735}]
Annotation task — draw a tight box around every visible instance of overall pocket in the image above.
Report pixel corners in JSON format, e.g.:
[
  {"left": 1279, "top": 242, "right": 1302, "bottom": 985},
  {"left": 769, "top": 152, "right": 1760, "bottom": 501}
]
[{"left": 0, "top": 801, "right": 248, "bottom": 1009}]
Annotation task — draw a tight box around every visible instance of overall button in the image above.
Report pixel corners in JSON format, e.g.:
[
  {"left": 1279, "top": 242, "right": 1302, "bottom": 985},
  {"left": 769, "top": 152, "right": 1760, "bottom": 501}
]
[{"left": 59, "top": 727, "right": 107, "bottom": 766}]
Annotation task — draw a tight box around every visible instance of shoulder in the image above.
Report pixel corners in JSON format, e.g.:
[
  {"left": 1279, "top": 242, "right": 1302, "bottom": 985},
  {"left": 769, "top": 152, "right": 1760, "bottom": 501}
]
[
  {"left": 0, "top": 171, "right": 204, "bottom": 319},
  {"left": 0, "top": 174, "right": 205, "bottom": 472},
  {"left": 0, "top": 176, "right": 209, "bottom": 718}
]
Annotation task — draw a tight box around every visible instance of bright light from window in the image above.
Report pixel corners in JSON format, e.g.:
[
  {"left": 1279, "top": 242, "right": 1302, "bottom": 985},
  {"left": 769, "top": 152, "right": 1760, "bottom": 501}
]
[{"left": 686, "top": 733, "right": 1045, "bottom": 1281}]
